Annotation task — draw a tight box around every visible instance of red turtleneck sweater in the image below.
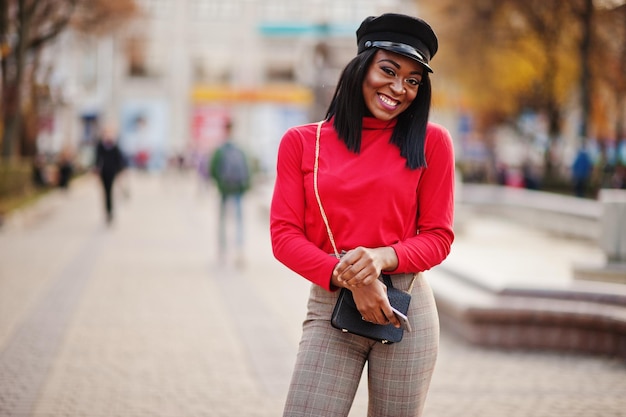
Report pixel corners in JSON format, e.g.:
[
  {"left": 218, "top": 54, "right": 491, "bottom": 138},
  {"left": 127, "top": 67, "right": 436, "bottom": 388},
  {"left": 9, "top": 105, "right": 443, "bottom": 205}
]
[{"left": 270, "top": 118, "right": 455, "bottom": 291}]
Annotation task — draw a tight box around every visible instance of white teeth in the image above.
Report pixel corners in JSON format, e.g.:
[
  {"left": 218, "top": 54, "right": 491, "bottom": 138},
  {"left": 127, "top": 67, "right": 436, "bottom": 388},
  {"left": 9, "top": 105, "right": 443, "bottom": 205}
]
[{"left": 379, "top": 94, "right": 398, "bottom": 107}]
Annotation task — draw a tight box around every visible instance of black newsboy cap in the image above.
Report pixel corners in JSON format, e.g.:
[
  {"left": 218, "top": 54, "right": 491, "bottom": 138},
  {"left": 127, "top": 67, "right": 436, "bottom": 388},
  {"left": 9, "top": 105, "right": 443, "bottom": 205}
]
[{"left": 356, "top": 13, "right": 439, "bottom": 73}]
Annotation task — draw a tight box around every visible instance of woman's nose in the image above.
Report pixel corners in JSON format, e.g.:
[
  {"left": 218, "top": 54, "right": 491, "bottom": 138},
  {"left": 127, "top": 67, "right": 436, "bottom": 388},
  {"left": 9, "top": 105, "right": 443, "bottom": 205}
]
[{"left": 390, "top": 78, "right": 405, "bottom": 94}]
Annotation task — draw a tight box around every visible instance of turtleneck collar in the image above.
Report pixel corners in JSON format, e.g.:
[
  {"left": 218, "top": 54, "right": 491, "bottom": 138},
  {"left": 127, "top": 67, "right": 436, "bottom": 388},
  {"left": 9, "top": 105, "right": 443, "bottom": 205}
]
[{"left": 362, "top": 117, "right": 397, "bottom": 130}]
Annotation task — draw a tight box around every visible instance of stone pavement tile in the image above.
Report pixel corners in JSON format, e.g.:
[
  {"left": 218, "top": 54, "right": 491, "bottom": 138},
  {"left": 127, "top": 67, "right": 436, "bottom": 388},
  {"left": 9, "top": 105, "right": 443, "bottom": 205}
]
[
  {"left": 27, "top": 173, "right": 284, "bottom": 417},
  {"left": 0, "top": 178, "right": 102, "bottom": 349},
  {"left": 424, "top": 327, "right": 626, "bottom": 417}
]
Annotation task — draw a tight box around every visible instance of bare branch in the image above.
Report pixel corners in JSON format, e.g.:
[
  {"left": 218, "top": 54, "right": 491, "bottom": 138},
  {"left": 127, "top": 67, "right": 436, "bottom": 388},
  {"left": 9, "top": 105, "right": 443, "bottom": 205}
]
[{"left": 27, "top": 0, "right": 77, "bottom": 50}]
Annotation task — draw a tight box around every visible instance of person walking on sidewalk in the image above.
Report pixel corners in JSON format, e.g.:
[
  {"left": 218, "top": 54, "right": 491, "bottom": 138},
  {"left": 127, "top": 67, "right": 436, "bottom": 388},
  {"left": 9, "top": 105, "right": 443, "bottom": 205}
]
[
  {"left": 571, "top": 145, "right": 594, "bottom": 198},
  {"left": 94, "top": 124, "right": 126, "bottom": 224},
  {"left": 270, "top": 13, "right": 455, "bottom": 417},
  {"left": 210, "top": 120, "right": 251, "bottom": 264}
]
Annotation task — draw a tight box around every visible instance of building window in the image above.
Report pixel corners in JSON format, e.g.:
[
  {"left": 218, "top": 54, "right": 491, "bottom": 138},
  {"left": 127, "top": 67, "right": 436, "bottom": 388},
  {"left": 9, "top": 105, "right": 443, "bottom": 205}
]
[
  {"left": 80, "top": 46, "right": 98, "bottom": 90},
  {"left": 125, "top": 37, "right": 148, "bottom": 77},
  {"left": 192, "top": 57, "right": 208, "bottom": 82},
  {"left": 189, "top": 0, "right": 241, "bottom": 21},
  {"left": 260, "top": 0, "right": 308, "bottom": 20},
  {"left": 266, "top": 65, "right": 295, "bottom": 83},
  {"left": 136, "top": 0, "right": 173, "bottom": 18}
]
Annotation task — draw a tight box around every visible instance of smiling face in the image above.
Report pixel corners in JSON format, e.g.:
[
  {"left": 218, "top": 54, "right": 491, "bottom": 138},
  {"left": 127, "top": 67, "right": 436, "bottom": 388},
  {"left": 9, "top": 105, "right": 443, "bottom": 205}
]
[{"left": 362, "top": 49, "right": 424, "bottom": 121}]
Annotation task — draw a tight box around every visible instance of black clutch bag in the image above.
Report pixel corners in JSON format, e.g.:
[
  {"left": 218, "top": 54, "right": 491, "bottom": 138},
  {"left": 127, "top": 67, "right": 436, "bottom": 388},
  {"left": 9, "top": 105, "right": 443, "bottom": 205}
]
[{"left": 331, "top": 274, "right": 411, "bottom": 344}]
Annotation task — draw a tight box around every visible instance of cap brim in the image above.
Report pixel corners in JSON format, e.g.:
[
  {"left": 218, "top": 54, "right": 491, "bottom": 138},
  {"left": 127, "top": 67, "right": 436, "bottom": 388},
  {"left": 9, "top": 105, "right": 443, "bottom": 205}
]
[
  {"left": 365, "top": 41, "right": 433, "bottom": 73},
  {"left": 378, "top": 44, "right": 434, "bottom": 73}
]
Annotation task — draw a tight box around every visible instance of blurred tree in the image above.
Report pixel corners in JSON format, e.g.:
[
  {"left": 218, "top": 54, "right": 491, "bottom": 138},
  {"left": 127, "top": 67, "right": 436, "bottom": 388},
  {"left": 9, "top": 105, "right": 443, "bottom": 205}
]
[
  {"left": 0, "top": 0, "right": 137, "bottom": 159},
  {"left": 576, "top": 0, "right": 594, "bottom": 141},
  {"left": 425, "top": 1, "right": 576, "bottom": 142},
  {"left": 1, "top": 0, "right": 75, "bottom": 159},
  {"left": 423, "top": 0, "right": 625, "bottom": 180},
  {"left": 72, "top": 0, "right": 138, "bottom": 35},
  {"left": 594, "top": 3, "right": 626, "bottom": 141}
]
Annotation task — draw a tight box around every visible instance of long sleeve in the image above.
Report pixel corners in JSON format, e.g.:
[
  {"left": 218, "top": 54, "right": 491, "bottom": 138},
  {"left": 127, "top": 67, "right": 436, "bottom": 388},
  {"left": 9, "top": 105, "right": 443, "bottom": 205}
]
[
  {"left": 270, "top": 123, "right": 340, "bottom": 291},
  {"left": 390, "top": 124, "right": 455, "bottom": 273}
]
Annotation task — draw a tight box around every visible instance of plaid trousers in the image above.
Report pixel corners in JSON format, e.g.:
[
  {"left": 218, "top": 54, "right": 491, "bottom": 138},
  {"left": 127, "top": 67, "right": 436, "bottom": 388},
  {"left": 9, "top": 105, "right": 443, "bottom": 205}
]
[{"left": 283, "top": 273, "right": 439, "bottom": 417}]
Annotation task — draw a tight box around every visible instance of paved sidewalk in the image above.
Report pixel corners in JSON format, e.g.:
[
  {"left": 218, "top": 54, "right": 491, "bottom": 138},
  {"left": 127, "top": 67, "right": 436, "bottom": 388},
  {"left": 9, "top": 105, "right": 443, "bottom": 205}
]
[{"left": 0, "top": 170, "right": 625, "bottom": 417}]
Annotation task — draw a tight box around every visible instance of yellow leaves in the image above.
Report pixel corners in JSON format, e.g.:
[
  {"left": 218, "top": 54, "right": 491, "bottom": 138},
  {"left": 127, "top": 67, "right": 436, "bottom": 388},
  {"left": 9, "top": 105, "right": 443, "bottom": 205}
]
[
  {"left": 71, "top": 0, "right": 139, "bottom": 35},
  {"left": 447, "top": 38, "right": 544, "bottom": 117},
  {"left": 423, "top": 0, "right": 589, "bottom": 128}
]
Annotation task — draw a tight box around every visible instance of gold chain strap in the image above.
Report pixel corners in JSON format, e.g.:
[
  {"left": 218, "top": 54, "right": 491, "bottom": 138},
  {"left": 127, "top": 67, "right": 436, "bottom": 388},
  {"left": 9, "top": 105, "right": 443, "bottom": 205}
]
[{"left": 313, "top": 121, "right": 340, "bottom": 258}]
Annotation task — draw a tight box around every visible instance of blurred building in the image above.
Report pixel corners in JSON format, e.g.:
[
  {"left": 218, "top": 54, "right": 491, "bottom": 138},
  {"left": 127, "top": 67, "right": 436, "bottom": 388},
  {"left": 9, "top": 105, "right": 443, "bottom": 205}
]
[{"left": 39, "top": 0, "right": 419, "bottom": 172}]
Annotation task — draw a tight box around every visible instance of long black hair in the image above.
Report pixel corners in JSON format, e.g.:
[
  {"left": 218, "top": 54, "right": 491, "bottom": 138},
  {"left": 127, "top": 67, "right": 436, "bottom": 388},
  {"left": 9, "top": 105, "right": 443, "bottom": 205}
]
[{"left": 325, "top": 48, "right": 432, "bottom": 169}]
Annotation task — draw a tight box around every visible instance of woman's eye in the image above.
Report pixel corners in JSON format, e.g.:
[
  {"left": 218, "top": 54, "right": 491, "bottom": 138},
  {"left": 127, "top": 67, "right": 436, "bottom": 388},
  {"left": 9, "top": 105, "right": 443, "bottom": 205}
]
[
  {"left": 406, "top": 78, "right": 422, "bottom": 87},
  {"left": 381, "top": 67, "right": 396, "bottom": 76}
]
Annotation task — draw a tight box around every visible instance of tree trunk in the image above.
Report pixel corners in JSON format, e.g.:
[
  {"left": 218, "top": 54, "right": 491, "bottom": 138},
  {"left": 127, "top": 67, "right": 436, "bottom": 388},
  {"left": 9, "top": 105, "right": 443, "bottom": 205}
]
[
  {"left": 542, "top": 32, "right": 562, "bottom": 180},
  {"left": 617, "top": 6, "right": 626, "bottom": 140},
  {"left": 1, "top": 86, "right": 21, "bottom": 158},
  {"left": 578, "top": 0, "right": 593, "bottom": 141},
  {"left": 544, "top": 102, "right": 561, "bottom": 179},
  {"left": 1, "top": 0, "right": 30, "bottom": 159},
  {"left": 617, "top": 95, "right": 625, "bottom": 140}
]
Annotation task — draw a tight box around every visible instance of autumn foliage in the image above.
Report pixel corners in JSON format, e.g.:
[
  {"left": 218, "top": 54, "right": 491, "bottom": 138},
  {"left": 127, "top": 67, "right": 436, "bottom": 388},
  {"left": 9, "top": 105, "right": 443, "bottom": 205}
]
[
  {"left": 0, "top": 0, "right": 138, "bottom": 158},
  {"left": 423, "top": 0, "right": 626, "bottom": 142}
]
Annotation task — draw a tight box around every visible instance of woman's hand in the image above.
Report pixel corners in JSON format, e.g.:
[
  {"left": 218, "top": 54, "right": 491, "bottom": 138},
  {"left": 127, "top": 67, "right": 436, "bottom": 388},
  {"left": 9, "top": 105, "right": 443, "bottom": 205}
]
[
  {"left": 330, "top": 246, "right": 401, "bottom": 328},
  {"left": 351, "top": 280, "right": 401, "bottom": 328},
  {"left": 332, "top": 246, "right": 398, "bottom": 288}
]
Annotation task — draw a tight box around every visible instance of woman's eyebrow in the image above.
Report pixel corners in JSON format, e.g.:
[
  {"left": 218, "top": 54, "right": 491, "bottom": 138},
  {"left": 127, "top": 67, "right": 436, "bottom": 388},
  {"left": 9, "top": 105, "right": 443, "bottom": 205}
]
[
  {"left": 377, "top": 58, "right": 400, "bottom": 68},
  {"left": 377, "top": 58, "right": 423, "bottom": 76}
]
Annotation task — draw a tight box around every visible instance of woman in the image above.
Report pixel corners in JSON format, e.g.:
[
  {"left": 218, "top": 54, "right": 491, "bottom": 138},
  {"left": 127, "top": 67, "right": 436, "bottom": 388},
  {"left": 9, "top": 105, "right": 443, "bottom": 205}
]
[{"left": 270, "top": 13, "right": 455, "bottom": 417}]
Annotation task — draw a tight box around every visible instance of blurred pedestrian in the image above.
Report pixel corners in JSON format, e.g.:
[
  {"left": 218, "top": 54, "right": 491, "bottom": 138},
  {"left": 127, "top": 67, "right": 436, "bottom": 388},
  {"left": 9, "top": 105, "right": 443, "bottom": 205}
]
[
  {"left": 94, "top": 124, "right": 126, "bottom": 224},
  {"left": 522, "top": 159, "right": 540, "bottom": 190},
  {"left": 56, "top": 146, "right": 74, "bottom": 189},
  {"left": 32, "top": 154, "right": 48, "bottom": 188},
  {"left": 209, "top": 120, "right": 251, "bottom": 264},
  {"left": 572, "top": 145, "right": 593, "bottom": 198},
  {"left": 496, "top": 162, "right": 508, "bottom": 185},
  {"left": 270, "top": 13, "right": 454, "bottom": 417},
  {"left": 126, "top": 115, "right": 150, "bottom": 170}
]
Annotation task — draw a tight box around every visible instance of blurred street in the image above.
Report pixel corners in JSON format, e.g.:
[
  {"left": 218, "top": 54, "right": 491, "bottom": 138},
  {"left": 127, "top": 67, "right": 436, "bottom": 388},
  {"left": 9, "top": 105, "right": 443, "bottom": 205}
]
[{"left": 1, "top": 169, "right": 625, "bottom": 417}]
